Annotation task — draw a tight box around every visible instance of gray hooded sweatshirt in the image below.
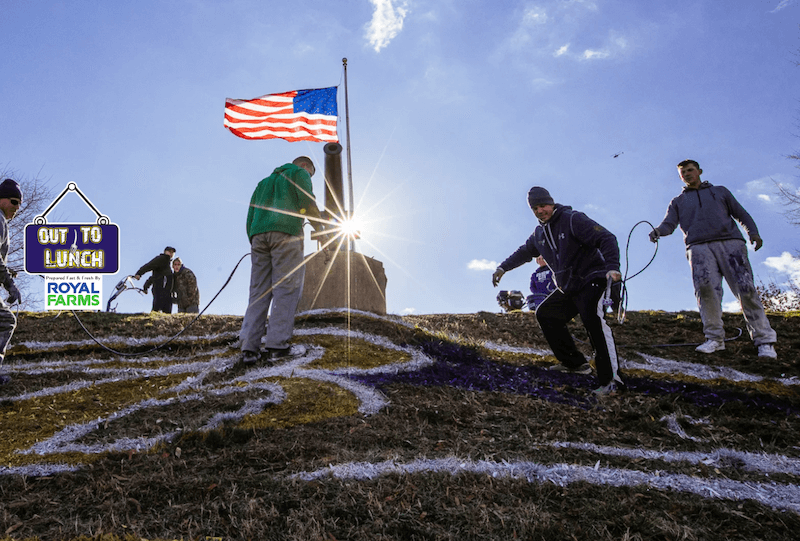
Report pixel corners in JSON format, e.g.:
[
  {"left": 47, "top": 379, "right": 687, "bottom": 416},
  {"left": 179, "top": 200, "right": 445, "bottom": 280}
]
[{"left": 654, "top": 181, "right": 759, "bottom": 248}]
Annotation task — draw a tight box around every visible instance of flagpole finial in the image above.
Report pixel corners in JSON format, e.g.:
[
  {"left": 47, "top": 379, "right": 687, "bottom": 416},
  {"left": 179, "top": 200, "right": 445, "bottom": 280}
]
[{"left": 342, "top": 57, "right": 347, "bottom": 65}]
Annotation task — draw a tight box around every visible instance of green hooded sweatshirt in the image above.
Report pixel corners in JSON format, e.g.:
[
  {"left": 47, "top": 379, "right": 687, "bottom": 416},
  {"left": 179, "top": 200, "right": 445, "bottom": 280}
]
[{"left": 246, "top": 163, "right": 316, "bottom": 240}]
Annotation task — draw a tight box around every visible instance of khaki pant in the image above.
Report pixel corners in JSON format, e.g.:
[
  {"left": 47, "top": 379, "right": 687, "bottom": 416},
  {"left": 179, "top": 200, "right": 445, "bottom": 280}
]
[
  {"left": 240, "top": 232, "right": 305, "bottom": 353},
  {"left": 687, "top": 239, "right": 776, "bottom": 346}
]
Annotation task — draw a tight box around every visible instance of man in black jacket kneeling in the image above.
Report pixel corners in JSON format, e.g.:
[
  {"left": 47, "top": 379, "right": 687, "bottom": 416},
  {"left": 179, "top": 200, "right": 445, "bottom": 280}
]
[{"left": 493, "top": 187, "right": 624, "bottom": 396}]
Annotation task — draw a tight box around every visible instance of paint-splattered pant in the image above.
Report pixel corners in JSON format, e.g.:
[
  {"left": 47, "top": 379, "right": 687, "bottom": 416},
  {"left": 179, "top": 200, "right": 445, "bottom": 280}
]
[
  {"left": 536, "top": 277, "right": 621, "bottom": 386},
  {"left": 240, "top": 232, "right": 305, "bottom": 352},
  {"left": 687, "top": 239, "right": 776, "bottom": 346},
  {"left": 0, "top": 299, "right": 16, "bottom": 364}
]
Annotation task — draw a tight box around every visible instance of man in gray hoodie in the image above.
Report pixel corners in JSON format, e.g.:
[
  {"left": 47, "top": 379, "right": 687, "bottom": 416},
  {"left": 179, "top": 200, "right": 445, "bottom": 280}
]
[{"left": 650, "top": 159, "right": 777, "bottom": 358}]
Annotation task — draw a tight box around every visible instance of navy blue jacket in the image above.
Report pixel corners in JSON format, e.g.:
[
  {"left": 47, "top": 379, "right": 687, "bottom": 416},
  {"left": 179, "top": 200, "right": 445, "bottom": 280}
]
[{"left": 500, "top": 204, "right": 620, "bottom": 294}]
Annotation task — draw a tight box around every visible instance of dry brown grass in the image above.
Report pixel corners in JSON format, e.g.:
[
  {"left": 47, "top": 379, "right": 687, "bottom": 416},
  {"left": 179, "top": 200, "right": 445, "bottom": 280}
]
[{"left": 0, "top": 308, "right": 798, "bottom": 540}]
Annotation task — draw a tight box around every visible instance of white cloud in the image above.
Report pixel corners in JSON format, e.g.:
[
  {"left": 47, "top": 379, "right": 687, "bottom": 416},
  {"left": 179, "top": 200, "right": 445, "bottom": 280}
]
[
  {"left": 764, "top": 251, "right": 800, "bottom": 287},
  {"left": 400, "top": 307, "right": 416, "bottom": 315},
  {"left": 522, "top": 5, "right": 549, "bottom": 26},
  {"left": 582, "top": 49, "right": 610, "bottom": 60},
  {"left": 468, "top": 259, "right": 499, "bottom": 271},
  {"left": 505, "top": 5, "right": 549, "bottom": 51},
  {"left": 722, "top": 300, "right": 741, "bottom": 313},
  {"left": 581, "top": 35, "right": 627, "bottom": 61},
  {"left": 770, "top": 0, "right": 796, "bottom": 13},
  {"left": 744, "top": 178, "right": 771, "bottom": 191},
  {"left": 365, "top": 0, "right": 409, "bottom": 53},
  {"left": 492, "top": 1, "right": 633, "bottom": 86},
  {"left": 741, "top": 176, "right": 796, "bottom": 205},
  {"left": 742, "top": 177, "right": 773, "bottom": 200},
  {"left": 554, "top": 44, "right": 570, "bottom": 57},
  {"left": 496, "top": 1, "right": 628, "bottom": 64}
]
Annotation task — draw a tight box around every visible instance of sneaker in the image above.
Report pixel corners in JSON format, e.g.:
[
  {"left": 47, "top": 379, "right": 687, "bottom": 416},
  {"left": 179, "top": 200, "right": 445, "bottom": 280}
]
[
  {"left": 695, "top": 340, "right": 725, "bottom": 354},
  {"left": 757, "top": 344, "right": 777, "bottom": 359},
  {"left": 241, "top": 350, "right": 261, "bottom": 365},
  {"left": 267, "top": 346, "right": 293, "bottom": 360},
  {"left": 549, "top": 363, "right": 592, "bottom": 375},
  {"left": 592, "top": 380, "right": 624, "bottom": 397}
]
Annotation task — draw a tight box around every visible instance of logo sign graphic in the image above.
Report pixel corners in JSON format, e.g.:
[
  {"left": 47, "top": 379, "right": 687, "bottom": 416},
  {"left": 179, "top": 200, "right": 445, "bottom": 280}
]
[
  {"left": 25, "top": 224, "right": 119, "bottom": 273},
  {"left": 23, "top": 183, "right": 120, "bottom": 310},
  {"left": 44, "top": 274, "right": 103, "bottom": 309}
]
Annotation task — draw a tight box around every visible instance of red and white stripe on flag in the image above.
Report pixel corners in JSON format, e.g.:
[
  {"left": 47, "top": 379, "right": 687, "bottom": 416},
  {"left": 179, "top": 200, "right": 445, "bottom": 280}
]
[{"left": 224, "top": 87, "right": 338, "bottom": 143}]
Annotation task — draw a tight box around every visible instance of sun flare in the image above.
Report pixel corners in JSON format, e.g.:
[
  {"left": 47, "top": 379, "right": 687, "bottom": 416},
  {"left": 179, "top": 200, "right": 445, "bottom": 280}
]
[{"left": 337, "top": 215, "right": 361, "bottom": 240}]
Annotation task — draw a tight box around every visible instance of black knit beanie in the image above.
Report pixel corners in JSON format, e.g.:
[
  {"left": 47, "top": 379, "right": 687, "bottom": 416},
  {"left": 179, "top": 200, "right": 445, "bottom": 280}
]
[
  {"left": 0, "top": 179, "right": 22, "bottom": 201},
  {"left": 527, "top": 186, "right": 554, "bottom": 209}
]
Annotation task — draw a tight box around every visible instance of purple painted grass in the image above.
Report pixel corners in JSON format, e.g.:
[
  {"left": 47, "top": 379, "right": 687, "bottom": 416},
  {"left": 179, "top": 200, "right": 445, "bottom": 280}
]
[
  {"left": 351, "top": 340, "right": 592, "bottom": 408},
  {"left": 349, "top": 339, "right": 800, "bottom": 415}
]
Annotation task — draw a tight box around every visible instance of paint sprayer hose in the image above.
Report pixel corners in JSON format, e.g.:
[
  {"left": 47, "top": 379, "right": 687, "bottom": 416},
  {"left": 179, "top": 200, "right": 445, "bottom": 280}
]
[
  {"left": 70, "top": 252, "right": 251, "bottom": 357},
  {"left": 612, "top": 220, "right": 659, "bottom": 324}
]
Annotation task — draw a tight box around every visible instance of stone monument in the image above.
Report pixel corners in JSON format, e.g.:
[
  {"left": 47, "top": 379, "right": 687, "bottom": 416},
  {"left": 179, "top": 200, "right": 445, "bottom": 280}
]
[{"left": 297, "top": 143, "right": 387, "bottom": 315}]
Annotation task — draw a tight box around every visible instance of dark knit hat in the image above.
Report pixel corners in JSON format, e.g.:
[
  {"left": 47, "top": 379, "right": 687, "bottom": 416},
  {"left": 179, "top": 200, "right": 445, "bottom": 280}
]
[
  {"left": 165, "top": 246, "right": 176, "bottom": 253},
  {"left": 0, "top": 179, "right": 22, "bottom": 201},
  {"left": 527, "top": 186, "right": 554, "bottom": 209}
]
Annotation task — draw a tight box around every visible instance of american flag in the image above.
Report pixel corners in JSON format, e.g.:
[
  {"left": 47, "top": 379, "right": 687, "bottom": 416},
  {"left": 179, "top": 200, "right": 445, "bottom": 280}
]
[{"left": 224, "top": 87, "right": 338, "bottom": 143}]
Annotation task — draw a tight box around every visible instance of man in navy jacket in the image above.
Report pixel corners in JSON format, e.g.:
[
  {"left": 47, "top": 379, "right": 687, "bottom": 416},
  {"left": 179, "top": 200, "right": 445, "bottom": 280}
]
[{"left": 493, "top": 187, "right": 624, "bottom": 396}]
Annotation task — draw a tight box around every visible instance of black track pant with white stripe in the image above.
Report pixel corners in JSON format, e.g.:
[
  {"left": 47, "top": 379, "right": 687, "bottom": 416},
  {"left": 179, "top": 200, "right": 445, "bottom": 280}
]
[{"left": 535, "top": 277, "right": 620, "bottom": 386}]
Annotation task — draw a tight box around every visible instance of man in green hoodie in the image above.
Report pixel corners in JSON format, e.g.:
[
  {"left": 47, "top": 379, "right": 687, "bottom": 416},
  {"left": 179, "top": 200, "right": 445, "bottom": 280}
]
[{"left": 240, "top": 156, "right": 325, "bottom": 365}]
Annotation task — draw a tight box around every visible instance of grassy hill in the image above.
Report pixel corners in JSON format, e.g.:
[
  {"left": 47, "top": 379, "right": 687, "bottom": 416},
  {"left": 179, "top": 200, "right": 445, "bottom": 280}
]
[{"left": 0, "top": 308, "right": 798, "bottom": 540}]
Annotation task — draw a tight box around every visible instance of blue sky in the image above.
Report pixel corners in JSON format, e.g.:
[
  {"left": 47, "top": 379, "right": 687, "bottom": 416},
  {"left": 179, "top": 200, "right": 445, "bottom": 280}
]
[{"left": 1, "top": 0, "right": 799, "bottom": 316}]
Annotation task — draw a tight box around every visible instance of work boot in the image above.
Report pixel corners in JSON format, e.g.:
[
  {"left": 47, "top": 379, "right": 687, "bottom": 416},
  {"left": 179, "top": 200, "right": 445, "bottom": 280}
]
[
  {"left": 241, "top": 350, "right": 261, "bottom": 365},
  {"left": 695, "top": 340, "right": 725, "bottom": 354}
]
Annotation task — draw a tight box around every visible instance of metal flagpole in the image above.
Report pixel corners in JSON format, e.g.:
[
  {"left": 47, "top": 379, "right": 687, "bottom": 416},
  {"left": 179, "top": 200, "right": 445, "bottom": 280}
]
[{"left": 342, "top": 58, "right": 354, "bottom": 222}]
